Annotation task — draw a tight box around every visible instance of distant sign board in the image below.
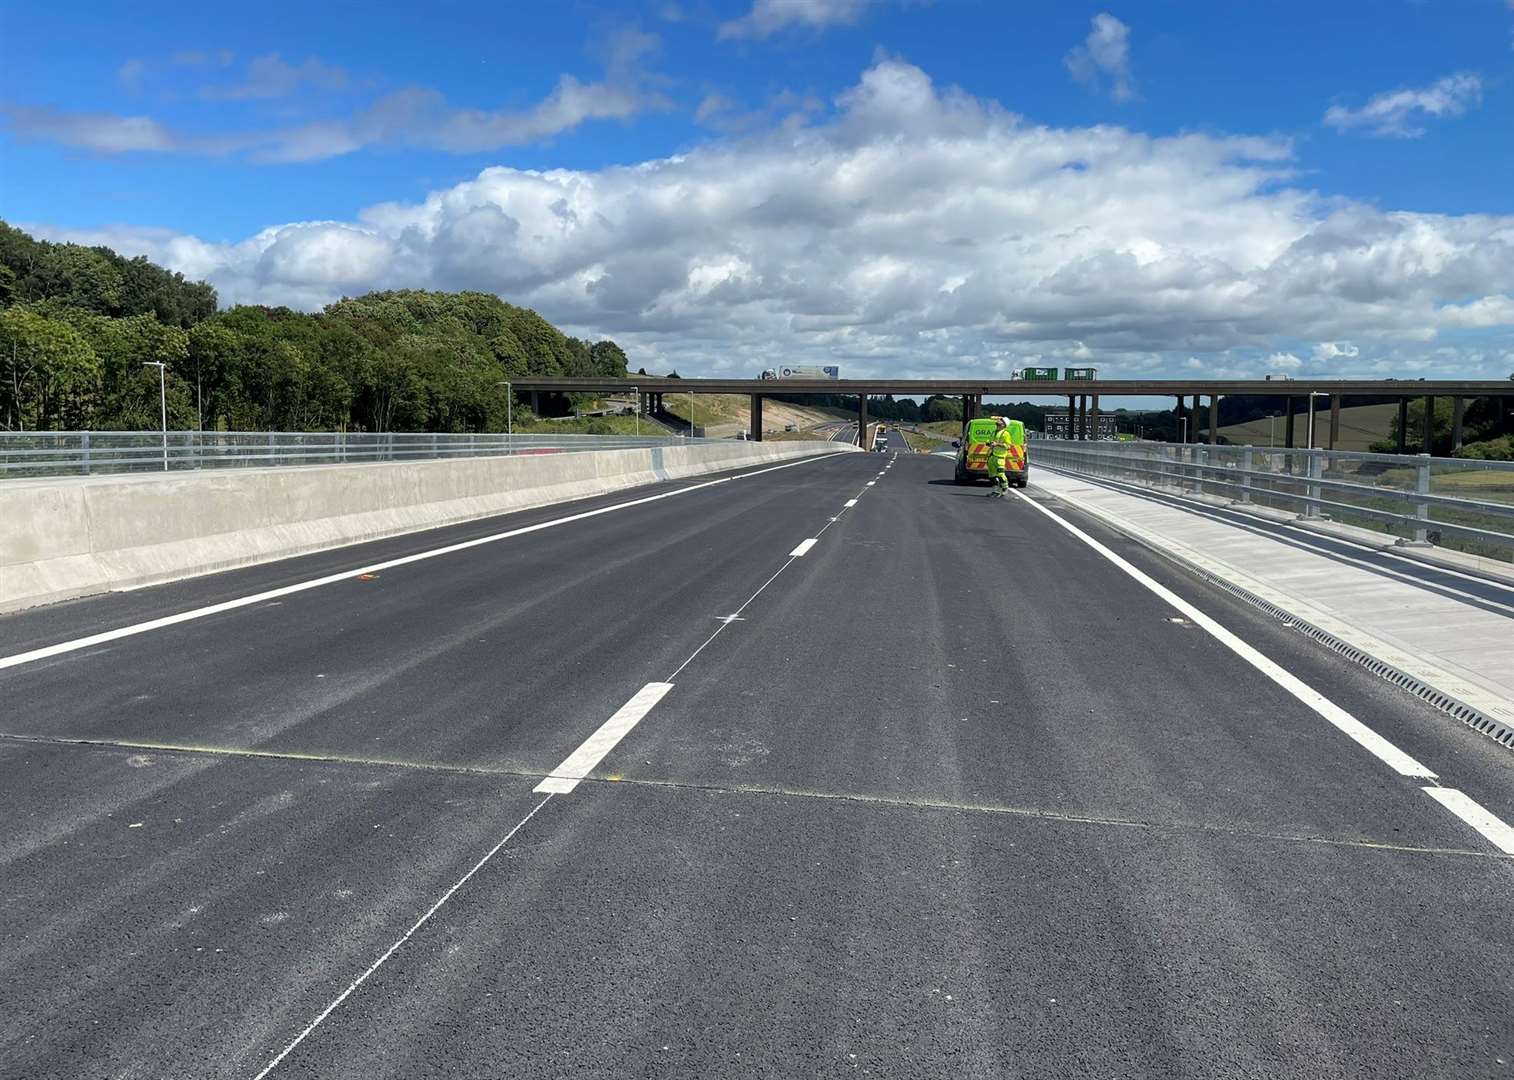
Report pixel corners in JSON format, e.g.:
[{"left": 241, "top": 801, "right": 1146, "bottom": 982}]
[{"left": 762, "top": 365, "right": 841, "bottom": 380}]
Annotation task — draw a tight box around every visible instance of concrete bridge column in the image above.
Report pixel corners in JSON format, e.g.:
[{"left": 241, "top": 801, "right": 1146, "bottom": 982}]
[
  {"left": 1208, "top": 396, "right": 1219, "bottom": 445},
  {"left": 1077, "top": 395, "right": 1088, "bottom": 440},
  {"left": 1091, "top": 394, "right": 1101, "bottom": 441},
  {"left": 1071, "top": 396, "right": 1079, "bottom": 440},
  {"left": 1423, "top": 394, "right": 1435, "bottom": 454},
  {"left": 750, "top": 394, "right": 764, "bottom": 442},
  {"left": 858, "top": 395, "right": 869, "bottom": 448},
  {"left": 1174, "top": 396, "right": 1185, "bottom": 444},
  {"left": 1284, "top": 396, "right": 1296, "bottom": 449},
  {"left": 1396, "top": 398, "right": 1409, "bottom": 454},
  {"left": 1329, "top": 395, "right": 1341, "bottom": 450},
  {"left": 1452, "top": 397, "right": 1465, "bottom": 451}
]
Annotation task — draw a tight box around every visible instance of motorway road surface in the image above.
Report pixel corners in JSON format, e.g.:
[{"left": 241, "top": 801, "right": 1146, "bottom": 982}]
[{"left": 2, "top": 450, "right": 1512, "bottom": 1079}]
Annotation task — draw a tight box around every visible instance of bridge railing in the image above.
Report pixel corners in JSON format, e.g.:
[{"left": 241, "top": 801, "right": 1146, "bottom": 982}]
[
  {"left": 0, "top": 430, "right": 719, "bottom": 480},
  {"left": 1034, "top": 439, "right": 1514, "bottom": 563}
]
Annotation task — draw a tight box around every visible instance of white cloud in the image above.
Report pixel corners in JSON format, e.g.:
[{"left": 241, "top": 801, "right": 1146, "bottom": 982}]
[
  {"left": 1311, "top": 341, "right": 1359, "bottom": 362},
  {"left": 719, "top": 0, "right": 875, "bottom": 40},
  {"left": 1264, "top": 352, "right": 1303, "bottom": 371},
  {"left": 1065, "top": 13, "right": 1136, "bottom": 103},
  {"left": 1324, "top": 73, "right": 1483, "bottom": 138},
  {"left": 29, "top": 57, "right": 1514, "bottom": 379},
  {"left": 3, "top": 33, "right": 665, "bottom": 162},
  {"left": 199, "top": 53, "right": 351, "bottom": 101}
]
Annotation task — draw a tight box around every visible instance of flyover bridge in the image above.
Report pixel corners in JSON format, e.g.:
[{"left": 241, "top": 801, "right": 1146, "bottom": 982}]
[{"left": 513, "top": 376, "right": 1514, "bottom": 450}]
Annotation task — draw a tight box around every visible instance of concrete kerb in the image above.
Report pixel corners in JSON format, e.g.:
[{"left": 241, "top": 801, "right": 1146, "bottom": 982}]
[
  {"left": 1, "top": 441, "right": 848, "bottom": 614},
  {"left": 1034, "top": 468, "right": 1514, "bottom": 752}
]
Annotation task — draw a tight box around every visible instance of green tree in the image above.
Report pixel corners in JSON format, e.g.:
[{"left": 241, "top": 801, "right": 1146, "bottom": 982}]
[{"left": 0, "top": 305, "right": 102, "bottom": 430}]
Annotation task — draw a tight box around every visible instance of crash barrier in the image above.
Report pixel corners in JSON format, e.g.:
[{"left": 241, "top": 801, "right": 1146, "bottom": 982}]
[
  {"left": 1034, "top": 440, "right": 1514, "bottom": 563},
  {"left": 0, "top": 430, "right": 713, "bottom": 479},
  {"left": 1, "top": 440, "right": 847, "bottom": 613}
]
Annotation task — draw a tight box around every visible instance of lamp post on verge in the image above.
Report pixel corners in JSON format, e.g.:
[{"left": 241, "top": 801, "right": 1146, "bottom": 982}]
[
  {"left": 1306, "top": 391, "right": 1325, "bottom": 451},
  {"left": 494, "top": 380, "right": 512, "bottom": 453},
  {"left": 142, "top": 361, "right": 167, "bottom": 471}
]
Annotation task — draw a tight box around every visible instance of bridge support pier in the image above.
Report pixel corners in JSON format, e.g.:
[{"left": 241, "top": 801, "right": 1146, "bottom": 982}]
[
  {"left": 1397, "top": 397, "right": 1409, "bottom": 454},
  {"left": 1284, "top": 396, "right": 1296, "bottom": 449},
  {"left": 1329, "top": 395, "right": 1340, "bottom": 450},
  {"left": 1071, "top": 396, "right": 1079, "bottom": 440},
  {"left": 750, "top": 394, "right": 764, "bottom": 442},
  {"left": 1208, "top": 395, "right": 1219, "bottom": 445},
  {"left": 1452, "top": 396, "right": 1465, "bottom": 451},
  {"left": 1174, "top": 396, "right": 1185, "bottom": 443},
  {"left": 858, "top": 394, "right": 869, "bottom": 449},
  {"left": 1423, "top": 394, "right": 1435, "bottom": 453},
  {"left": 1091, "top": 394, "right": 1101, "bottom": 441}
]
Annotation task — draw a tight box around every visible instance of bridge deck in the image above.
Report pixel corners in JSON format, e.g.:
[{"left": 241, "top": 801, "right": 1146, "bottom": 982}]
[{"left": 2, "top": 451, "right": 1511, "bottom": 1078}]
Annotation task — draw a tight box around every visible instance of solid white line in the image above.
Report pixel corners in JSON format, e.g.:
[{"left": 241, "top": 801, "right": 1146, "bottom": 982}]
[
  {"left": 1012, "top": 490, "right": 1437, "bottom": 779},
  {"left": 1062, "top": 469, "right": 1514, "bottom": 599},
  {"left": 789, "top": 538, "right": 819, "bottom": 557},
  {"left": 866, "top": 481, "right": 876, "bottom": 486},
  {"left": 535, "top": 682, "right": 674, "bottom": 794},
  {"left": 1422, "top": 787, "right": 1514, "bottom": 855},
  {"left": 0, "top": 452, "right": 847, "bottom": 673},
  {"left": 844, "top": 499, "right": 858, "bottom": 508},
  {"left": 251, "top": 793, "right": 554, "bottom": 1079},
  {"left": 1083, "top": 478, "right": 1514, "bottom": 615}
]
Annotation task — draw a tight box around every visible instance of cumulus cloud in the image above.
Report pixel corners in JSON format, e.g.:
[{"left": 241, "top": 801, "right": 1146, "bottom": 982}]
[
  {"left": 1065, "top": 13, "right": 1136, "bottom": 102},
  {"left": 719, "top": 0, "right": 876, "bottom": 40},
  {"left": 1324, "top": 73, "right": 1483, "bottom": 137},
  {"left": 1264, "top": 352, "right": 1303, "bottom": 371},
  {"left": 30, "top": 57, "right": 1514, "bottom": 379}
]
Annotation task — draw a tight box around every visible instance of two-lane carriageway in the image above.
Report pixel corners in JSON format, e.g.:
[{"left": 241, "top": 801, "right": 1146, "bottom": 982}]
[{"left": 1, "top": 449, "right": 1511, "bottom": 1079}]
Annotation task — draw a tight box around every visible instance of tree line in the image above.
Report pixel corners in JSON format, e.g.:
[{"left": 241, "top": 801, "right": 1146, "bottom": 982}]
[{"left": 0, "top": 221, "right": 631, "bottom": 433}]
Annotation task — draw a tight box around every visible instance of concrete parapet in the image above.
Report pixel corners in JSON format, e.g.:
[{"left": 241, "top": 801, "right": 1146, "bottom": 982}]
[{"left": 1, "top": 441, "right": 846, "bottom": 613}]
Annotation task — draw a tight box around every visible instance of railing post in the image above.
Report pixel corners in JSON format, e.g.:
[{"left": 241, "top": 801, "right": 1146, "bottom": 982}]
[
  {"left": 1413, "top": 453, "right": 1430, "bottom": 543},
  {"left": 1239, "top": 446, "right": 1252, "bottom": 504}
]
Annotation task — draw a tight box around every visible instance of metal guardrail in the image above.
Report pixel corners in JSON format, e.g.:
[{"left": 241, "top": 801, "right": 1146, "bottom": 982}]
[
  {"left": 0, "top": 430, "right": 725, "bottom": 479},
  {"left": 1034, "top": 440, "right": 1514, "bottom": 562}
]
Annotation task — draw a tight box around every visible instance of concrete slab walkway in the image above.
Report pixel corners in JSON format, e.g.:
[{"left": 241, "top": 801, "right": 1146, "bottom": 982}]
[{"left": 1033, "top": 467, "right": 1514, "bottom": 747}]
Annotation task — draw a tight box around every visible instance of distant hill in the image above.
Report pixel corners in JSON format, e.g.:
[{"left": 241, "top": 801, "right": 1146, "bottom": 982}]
[{"left": 0, "top": 221, "right": 630, "bottom": 433}]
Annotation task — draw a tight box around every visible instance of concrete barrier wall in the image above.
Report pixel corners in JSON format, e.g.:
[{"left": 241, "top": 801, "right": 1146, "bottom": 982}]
[{"left": 1, "top": 441, "right": 847, "bottom": 614}]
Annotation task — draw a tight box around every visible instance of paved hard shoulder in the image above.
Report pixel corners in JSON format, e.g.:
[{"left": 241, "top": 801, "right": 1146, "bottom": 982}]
[{"left": 1032, "top": 469, "right": 1514, "bottom": 747}]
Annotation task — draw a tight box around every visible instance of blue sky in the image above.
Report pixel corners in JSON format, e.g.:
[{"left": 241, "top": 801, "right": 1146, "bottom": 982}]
[{"left": 3, "top": 0, "right": 1513, "bottom": 380}]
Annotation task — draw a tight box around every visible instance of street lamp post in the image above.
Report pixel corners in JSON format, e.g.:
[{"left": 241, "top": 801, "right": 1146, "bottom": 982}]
[
  {"left": 494, "top": 380, "right": 512, "bottom": 453},
  {"left": 142, "top": 361, "right": 167, "bottom": 471},
  {"left": 1306, "top": 391, "right": 1325, "bottom": 451}
]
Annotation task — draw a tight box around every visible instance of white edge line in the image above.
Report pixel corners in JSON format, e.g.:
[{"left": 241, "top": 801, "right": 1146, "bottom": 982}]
[
  {"left": 844, "top": 499, "right": 858, "bottom": 508},
  {"left": 0, "top": 452, "right": 848, "bottom": 672},
  {"left": 1011, "top": 490, "right": 1437, "bottom": 780},
  {"left": 535, "top": 682, "right": 675, "bottom": 794},
  {"left": 789, "top": 538, "right": 819, "bottom": 558},
  {"left": 251, "top": 793, "right": 555, "bottom": 1079},
  {"left": 1421, "top": 787, "right": 1514, "bottom": 855}
]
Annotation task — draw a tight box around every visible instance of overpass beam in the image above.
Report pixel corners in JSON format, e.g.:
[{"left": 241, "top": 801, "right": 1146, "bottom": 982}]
[
  {"left": 750, "top": 394, "right": 764, "bottom": 442},
  {"left": 1329, "top": 394, "right": 1340, "bottom": 450},
  {"left": 1397, "top": 397, "right": 1408, "bottom": 454},
  {"left": 1208, "top": 395, "right": 1219, "bottom": 445},
  {"left": 1452, "top": 396, "right": 1465, "bottom": 450},
  {"left": 1423, "top": 393, "right": 1435, "bottom": 454}
]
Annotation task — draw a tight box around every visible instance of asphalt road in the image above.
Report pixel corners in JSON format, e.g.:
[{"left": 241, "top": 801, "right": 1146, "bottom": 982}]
[{"left": 2, "top": 450, "right": 1512, "bottom": 1079}]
